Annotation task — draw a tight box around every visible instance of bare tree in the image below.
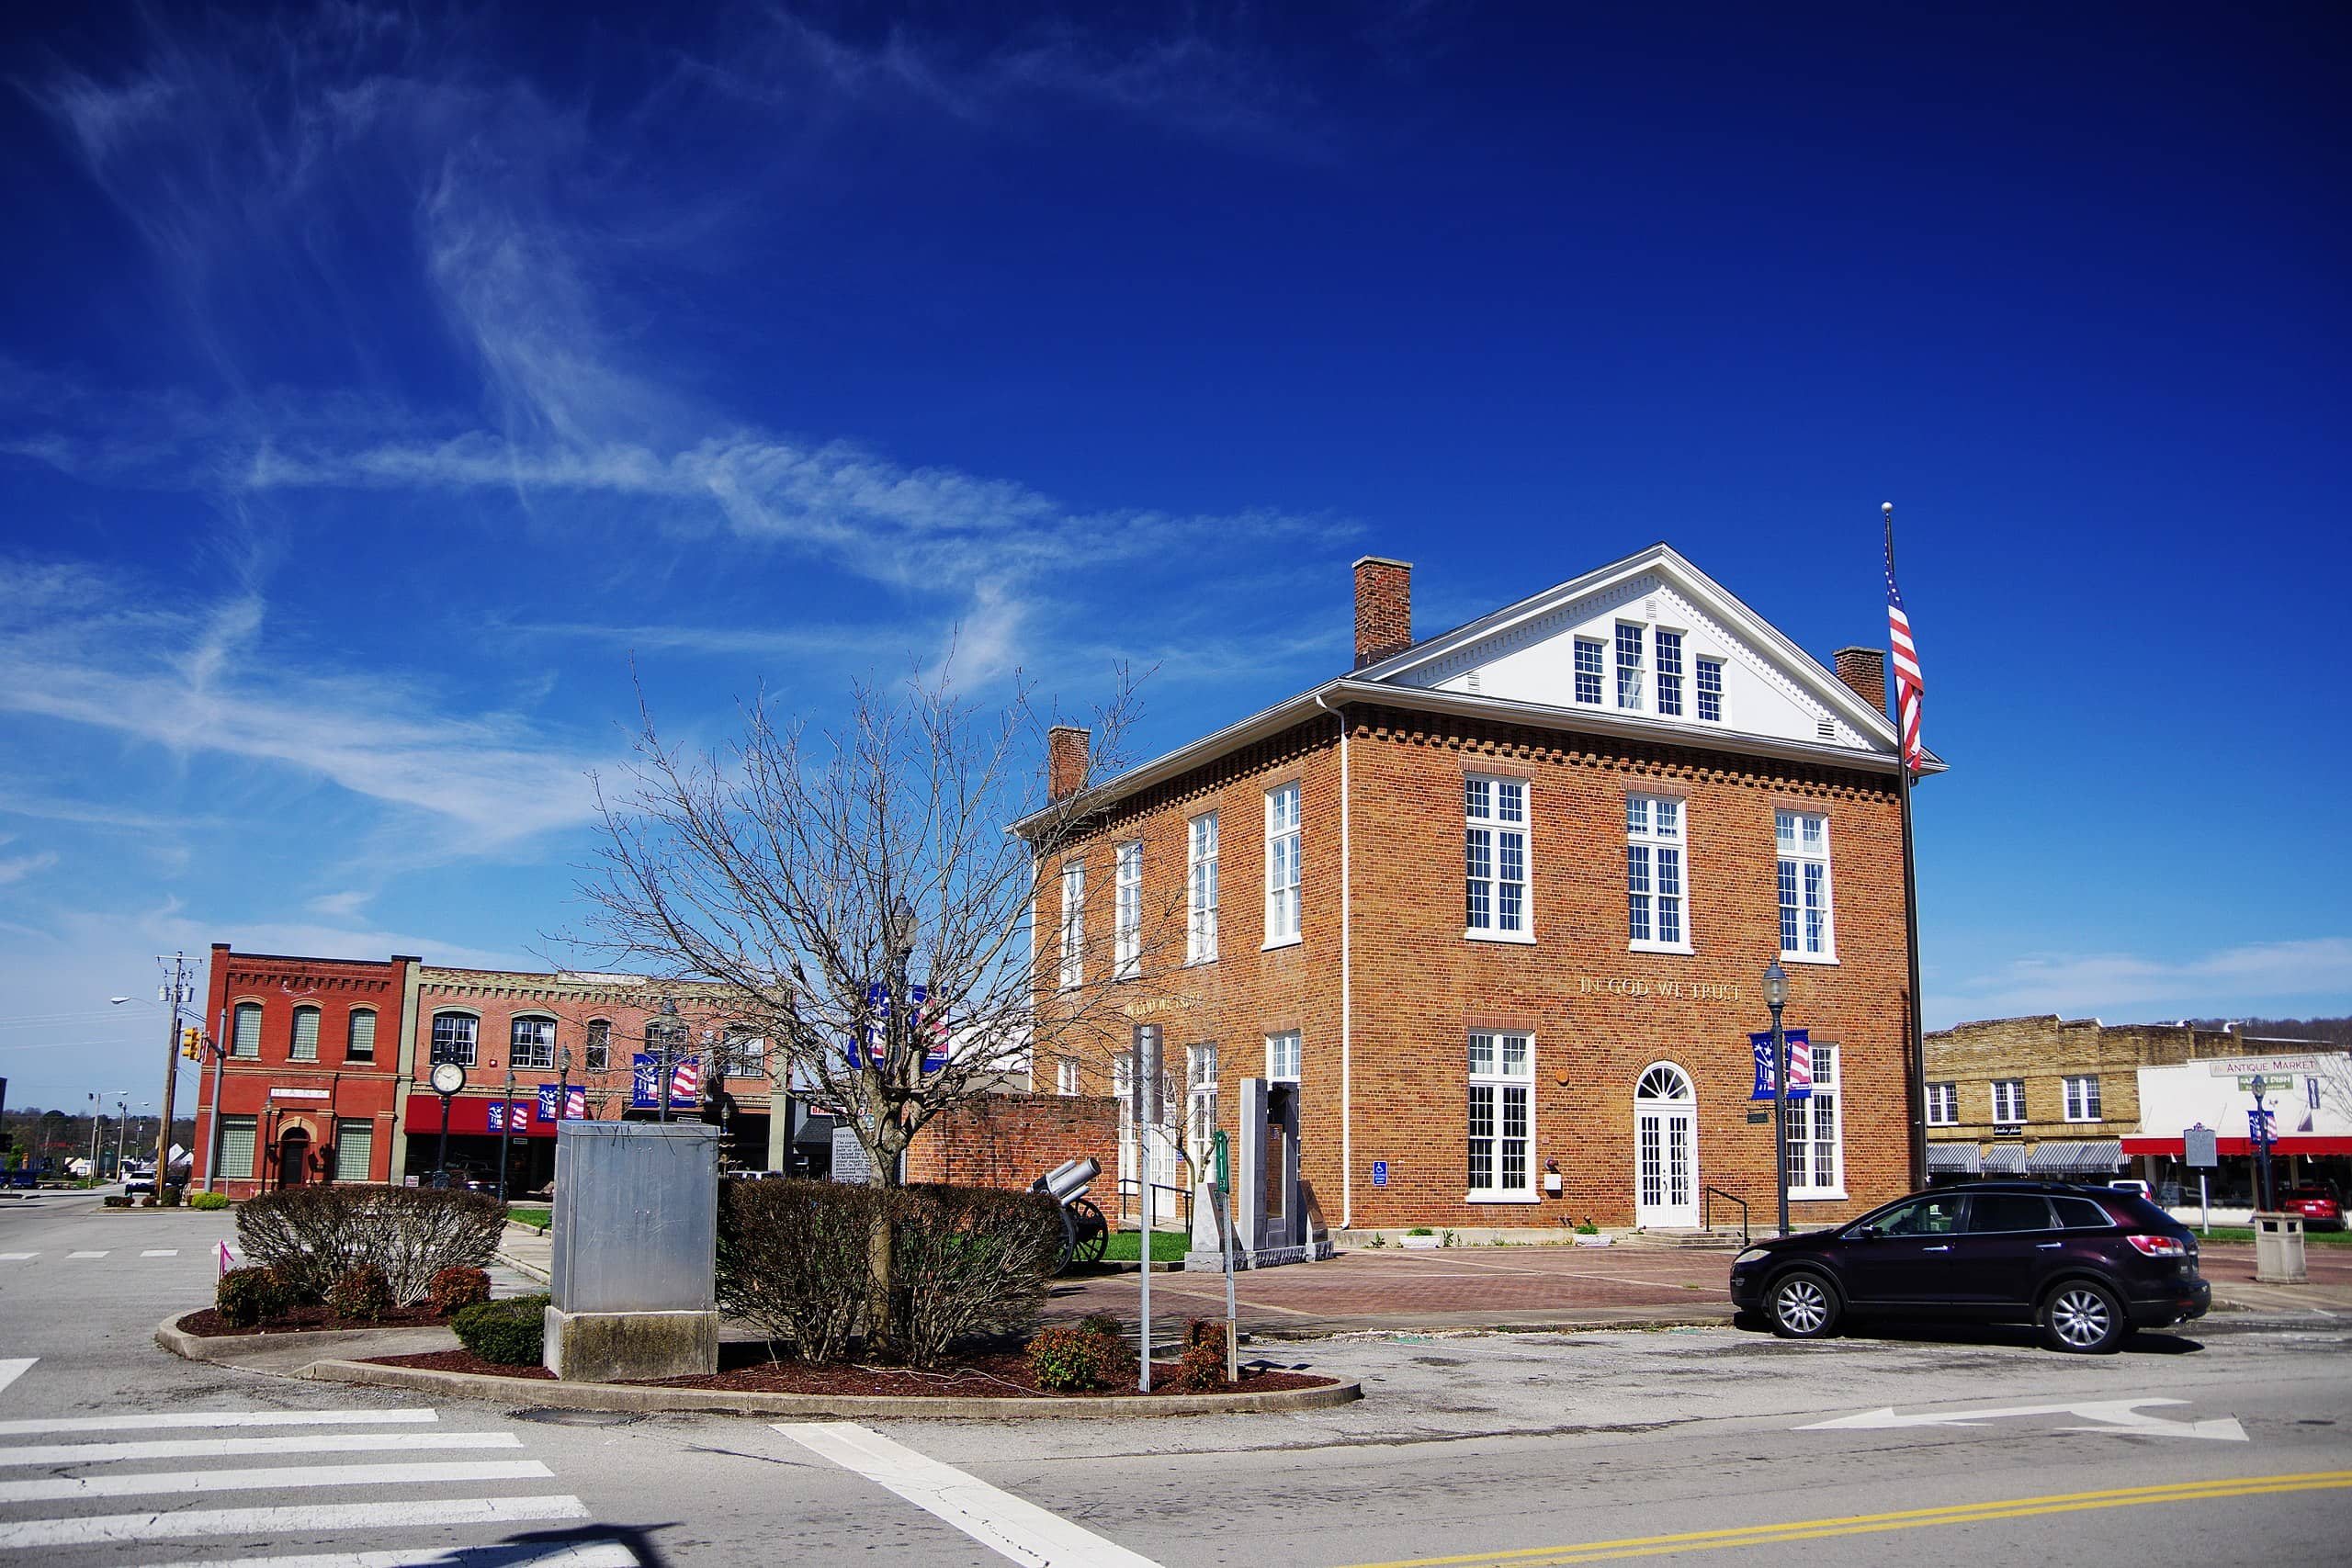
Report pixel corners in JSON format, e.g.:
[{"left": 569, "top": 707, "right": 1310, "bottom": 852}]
[{"left": 571, "top": 661, "right": 1171, "bottom": 1353}]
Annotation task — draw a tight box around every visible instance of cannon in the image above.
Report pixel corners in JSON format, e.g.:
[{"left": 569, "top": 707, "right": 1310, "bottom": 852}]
[{"left": 1032, "top": 1156, "right": 1108, "bottom": 1270}]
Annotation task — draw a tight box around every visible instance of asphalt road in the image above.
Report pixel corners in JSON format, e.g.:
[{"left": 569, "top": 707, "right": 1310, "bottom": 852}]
[{"left": 5, "top": 1189, "right": 2349, "bottom": 1567}]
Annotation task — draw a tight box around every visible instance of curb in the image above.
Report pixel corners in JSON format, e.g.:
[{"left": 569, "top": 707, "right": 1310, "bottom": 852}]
[
  {"left": 300, "top": 1358, "right": 1363, "bottom": 1418},
  {"left": 494, "top": 1250, "right": 551, "bottom": 1284},
  {"left": 155, "top": 1312, "right": 449, "bottom": 1365}
]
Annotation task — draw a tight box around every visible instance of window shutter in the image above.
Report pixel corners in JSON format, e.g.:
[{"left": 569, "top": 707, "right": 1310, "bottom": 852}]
[
  {"left": 334, "top": 1119, "right": 374, "bottom": 1182},
  {"left": 219, "top": 1116, "right": 257, "bottom": 1179}
]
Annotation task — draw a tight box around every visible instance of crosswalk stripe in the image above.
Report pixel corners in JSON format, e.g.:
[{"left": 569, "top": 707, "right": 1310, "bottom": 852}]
[
  {"left": 0, "top": 1493, "right": 590, "bottom": 1550},
  {"left": 776, "top": 1421, "right": 1165, "bottom": 1568},
  {"left": 0, "top": 1431, "right": 521, "bottom": 1467},
  {"left": 144, "top": 1248, "right": 181, "bottom": 1257},
  {"left": 134, "top": 1543, "right": 640, "bottom": 1568},
  {"left": 0, "top": 1459, "right": 552, "bottom": 1504},
  {"left": 66, "top": 1250, "right": 108, "bottom": 1259},
  {"left": 0, "top": 1408, "right": 438, "bottom": 1437}
]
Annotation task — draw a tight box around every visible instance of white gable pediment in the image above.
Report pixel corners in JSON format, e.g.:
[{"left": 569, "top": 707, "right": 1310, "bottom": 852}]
[{"left": 1374, "top": 549, "right": 1898, "bottom": 759}]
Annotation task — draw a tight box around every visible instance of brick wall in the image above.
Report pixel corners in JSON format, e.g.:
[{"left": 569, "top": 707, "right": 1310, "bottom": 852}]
[
  {"left": 1034, "top": 702, "right": 1913, "bottom": 1233},
  {"left": 1923, "top": 1015, "right": 2245, "bottom": 1145},
  {"left": 905, "top": 1092, "right": 1121, "bottom": 1197}
]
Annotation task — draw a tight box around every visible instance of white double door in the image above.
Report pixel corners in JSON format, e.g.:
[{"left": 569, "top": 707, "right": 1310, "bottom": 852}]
[{"left": 1634, "top": 1077, "right": 1699, "bottom": 1228}]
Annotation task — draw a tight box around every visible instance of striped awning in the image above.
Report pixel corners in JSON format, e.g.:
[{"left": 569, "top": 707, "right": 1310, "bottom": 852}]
[
  {"left": 1927, "top": 1144, "right": 1982, "bottom": 1174},
  {"left": 2028, "top": 1140, "right": 2125, "bottom": 1176},
  {"left": 1980, "top": 1143, "right": 2029, "bottom": 1176}
]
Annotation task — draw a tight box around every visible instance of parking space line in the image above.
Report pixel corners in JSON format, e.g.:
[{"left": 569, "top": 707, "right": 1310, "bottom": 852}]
[
  {"left": 66, "top": 1250, "right": 109, "bottom": 1259},
  {"left": 143, "top": 1249, "right": 180, "bottom": 1257}
]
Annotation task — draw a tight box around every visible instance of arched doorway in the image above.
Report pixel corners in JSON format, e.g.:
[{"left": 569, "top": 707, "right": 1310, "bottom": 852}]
[
  {"left": 277, "top": 1128, "right": 311, "bottom": 1190},
  {"left": 1634, "top": 1064, "right": 1698, "bottom": 1228}
]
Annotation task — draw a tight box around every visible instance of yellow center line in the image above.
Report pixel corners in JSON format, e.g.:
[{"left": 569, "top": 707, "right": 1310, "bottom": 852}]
[{"left": 1330, "top": 1472, "right": 2352, "bottom": 1568}]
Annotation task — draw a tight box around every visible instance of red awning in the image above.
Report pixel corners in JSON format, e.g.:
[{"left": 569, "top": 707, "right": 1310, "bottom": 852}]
[
  {"left": 2122, "top": 1135, "right": 2352, "bottom": 1157},
  {"left": 403, "top": 1094, "right": 560, "bottom": 1139}
]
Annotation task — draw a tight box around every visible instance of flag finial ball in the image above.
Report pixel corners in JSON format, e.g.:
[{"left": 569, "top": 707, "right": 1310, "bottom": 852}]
[{"left": 1881, "top": 501, "right": 1894, "bottom": 514}]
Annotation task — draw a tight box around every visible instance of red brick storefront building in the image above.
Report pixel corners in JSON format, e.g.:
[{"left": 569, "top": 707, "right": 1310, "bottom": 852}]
[{"left": 1024, "top": 547, "right": 1939, "bottom": 1234}]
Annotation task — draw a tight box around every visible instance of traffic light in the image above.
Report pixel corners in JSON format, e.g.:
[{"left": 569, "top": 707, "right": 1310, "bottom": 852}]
[{"left": 181, "top": 1026, "right": 202, "bottom": 1060}]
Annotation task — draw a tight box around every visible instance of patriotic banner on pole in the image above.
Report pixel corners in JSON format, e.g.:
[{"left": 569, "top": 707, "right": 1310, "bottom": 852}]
[
  {"left": 671, "top": 1057, "right": 700, "bottom": 1103},
  {"left": 1885, "top": 521, "right": 1925, "bottom": 771},
  {"left": 567, "top": 1087, "right": 586, "bottom": 1119},
  {"left": 855, "top": 983, "right": 953, "bottom": 1072},
  {"left": 486, "top": 1102, "right": 503, "bottom": 1132},
  {"left": 1748, "top": 1029, "right": 1812, "bottom": 1101}
]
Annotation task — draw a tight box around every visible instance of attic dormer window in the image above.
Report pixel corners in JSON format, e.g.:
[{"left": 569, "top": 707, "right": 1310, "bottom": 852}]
[
  {"left": 1656, "top": 630, "right": 1684, "bottom": 717},
  {"left": 1574, "top": 638, "right": 1604, "bottom": 705},
  {"left": 1615, "top": 624, "right": 1645, "bottom": 710}
]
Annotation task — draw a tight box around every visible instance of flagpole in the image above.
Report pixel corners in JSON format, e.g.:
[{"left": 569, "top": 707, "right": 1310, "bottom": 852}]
[{"left": 1886, "top": 502, "right": 1928, "bottom": 1192}]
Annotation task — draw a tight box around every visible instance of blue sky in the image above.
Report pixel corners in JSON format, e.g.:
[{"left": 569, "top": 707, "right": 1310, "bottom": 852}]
[{"left": 3, "top": 3, "right": 2346, "bottom": 1111}]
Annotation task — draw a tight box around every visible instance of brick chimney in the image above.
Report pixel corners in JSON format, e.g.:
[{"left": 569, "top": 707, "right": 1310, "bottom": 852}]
[
  {"left": 1354, "top": 557, "right": 1412, "bottom": 668},
  {"left": 1047, "top": 726, "right": 1090, "bottom": 801},
  {"left": 1832, "top": 647, "right": 1887, "bottom": 714}
]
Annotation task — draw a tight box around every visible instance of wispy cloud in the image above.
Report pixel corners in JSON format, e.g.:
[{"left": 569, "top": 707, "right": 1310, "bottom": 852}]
[
  {"left": 1937, "top": 937, "right": 2352, "bottom": 1022},
  {"left": 0, "top": 559, "right": 604, "bottom": 852},
  {"left": 0, "top": 852, "right": 59, "bottom": 886}
]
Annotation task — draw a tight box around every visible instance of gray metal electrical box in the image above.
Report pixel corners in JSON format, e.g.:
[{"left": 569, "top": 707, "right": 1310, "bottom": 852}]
[{"left": 548, "top": 1120, "right": 719, "bottom": 1315}]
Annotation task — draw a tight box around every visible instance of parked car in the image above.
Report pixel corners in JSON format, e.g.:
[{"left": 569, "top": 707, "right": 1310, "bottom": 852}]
[
  {"left": 2277, "top": 1185, "right": 2343, "bottom": 1230},
  {"left": 2107, "top": 1179, "right": 2153, "bottom": 1198},
  {"left": 1728, "top": 1180, "right": 2210, "bottom": 1353},
  {"left": 121, "top": 1165, "right": 157, "bottom": 1198}
]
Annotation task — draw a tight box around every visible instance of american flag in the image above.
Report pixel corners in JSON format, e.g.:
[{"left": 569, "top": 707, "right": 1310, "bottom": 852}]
[
  {"left": 1885, "top": 525, "right": 1924, "bottom": 771},
  {"left": 671, "top": 1057, "right": 699, "bottom": 1103}
]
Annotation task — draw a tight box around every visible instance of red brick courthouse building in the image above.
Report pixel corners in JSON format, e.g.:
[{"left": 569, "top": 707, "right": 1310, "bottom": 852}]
[{"left": 1024, "top": 547, "right": 1939, "bottom": 1234}]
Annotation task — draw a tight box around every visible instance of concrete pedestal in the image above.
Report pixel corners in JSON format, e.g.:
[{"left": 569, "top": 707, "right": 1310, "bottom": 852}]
[{"left": 543, "top": 1306, "right": 719, "bottom": 1382}]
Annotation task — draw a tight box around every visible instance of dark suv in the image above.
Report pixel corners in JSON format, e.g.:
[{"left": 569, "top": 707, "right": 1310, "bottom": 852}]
[{"left": 1728, "top": 1181, "right": 2209, "bottom": 1353}]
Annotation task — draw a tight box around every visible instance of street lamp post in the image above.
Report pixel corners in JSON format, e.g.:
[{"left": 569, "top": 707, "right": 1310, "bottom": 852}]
[
  {"left": 1763, "top": 961, "right": 1791, "bottom": 1239},
  {"left": 2252, "top": 1080, "right": 2276, "bottom": 1212},
  {"left": 651, "top": 998, "right": 681, "bottom": 1124},
  {"left": 430, "top": 1061, "right": 466, "bottom": 1184}
]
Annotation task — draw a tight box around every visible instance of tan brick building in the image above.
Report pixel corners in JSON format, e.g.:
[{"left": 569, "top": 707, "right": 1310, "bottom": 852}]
[{"left": 1021, "top": 547, "right": 1936, "bottom": 1234}]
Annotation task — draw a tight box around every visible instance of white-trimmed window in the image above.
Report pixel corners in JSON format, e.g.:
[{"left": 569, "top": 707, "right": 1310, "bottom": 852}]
[
  {"left": 334, "top": 1118, "right": 374, "bottom": 1183},
  {"left": 1787, "top": 1043, "right": 1843, "bottom": 1196},
  {"left": 1114, "top": 840, "right": 1142, "bottom": 979},
  {"left": 289, "top": 1006, "right": 320, "bottom": 1062},
  {"left": 585, "top": 1020, "right": 611, "bottom": 1070},
  {"left": 1464, "top": 774, "right": 1530, "bottom": 939},
  {"left": 1625, "top": 794, "right": 1687, "bottom": 950},
  {"left": 1186, "top": 1043, "right": 1219, "bottom": 1164},
  {"left": 1055, "top": 1058, "right": 1080, "bottom": 1097},
  {"left": 1266, "top": 1030, "right": 1300, "bottom": 1083},
  {"left": 1927, "top": 1081, "right": 1958, "bottom": 1126},
  {"left": 218, "top": 1115, "right": 257, "bottom": 1179},
  {"left": 430, "top": 1012, "right": 478, "bottom": 1067},
  {"left": 1992, "top": 1079, "right": 2026, "bottom": 1124},
  {"left": 1696, "top": 658, "right": 1724, "bottom": 722},
  {"left": 1614, "top": 624, "right": 1645, "bottom": 710},
  {"left": 1775, "top": 810, "right": 1835, "bottom": 960},
  {"left": 346, "top": 1009, "right": 377, "bottom": 1061},
  {"left": 1467, "top": 1031, "right": 1533, "bottom": 1199},
  {"left": 232, "top": 1002, "right": 262, "bottom": 1058},
  {"left": 511, "top": 1016, "right": 555, "bottom": 1070},
  {"left": 1186, "top": 812, "right": 1219, "bottom": 964},
  {"left": 2063, "top": 1076, "right": 2103, "bottom": 1122},
  {"left": 1265, "top": 783, "right": 1301, "bottom": 946},
  {"left": 1574, "top": 637, "right": 1605, "bottom": 705},
  {"left": 1058, "top": 862, "right": 1084, "bottom": 988},
  {"left": 1655, "top": 630, "right": 1685, "bottom": 717}
]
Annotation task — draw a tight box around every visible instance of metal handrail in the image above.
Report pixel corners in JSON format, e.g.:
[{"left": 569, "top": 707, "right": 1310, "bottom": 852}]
[
  {"left": 1702, "top": 1186, "right": 1750, "bottom": 1247},
  {"left": 1115, "top": 1176, "right": 1193, "bottom": 1230}
]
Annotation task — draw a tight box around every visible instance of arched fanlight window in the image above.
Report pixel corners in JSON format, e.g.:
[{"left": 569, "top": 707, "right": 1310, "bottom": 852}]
[{"left": 1635, "top": 1065, "right": 1692, "bottom": 1101}]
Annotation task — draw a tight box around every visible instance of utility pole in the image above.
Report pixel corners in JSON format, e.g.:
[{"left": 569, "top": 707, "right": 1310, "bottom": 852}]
[{"left": 153, "top": 952, "right": 197, "bottom": 1177}]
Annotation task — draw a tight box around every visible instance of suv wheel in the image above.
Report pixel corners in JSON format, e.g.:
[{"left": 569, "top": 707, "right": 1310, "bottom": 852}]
[
  {"left": 2040, "top": 1280, "right": 2126, "bottom": 1353},
  {"left": 1769, "top": 1269, "right": 1841, "bottom": 1339}
]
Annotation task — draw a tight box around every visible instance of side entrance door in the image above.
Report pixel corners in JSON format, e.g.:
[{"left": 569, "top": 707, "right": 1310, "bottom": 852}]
[{"left": 1634, "top": 1065, "right": 1700, "bottom": 1228}]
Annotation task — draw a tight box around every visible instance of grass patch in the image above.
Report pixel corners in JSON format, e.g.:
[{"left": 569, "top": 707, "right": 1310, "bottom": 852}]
[
  {"left": 504, "top": 1206, "right": 551, "bottom": 1231},
  {"left": 1102, "top": 1229, "right": 1189, "bottom": 1262},
  {"left": 2190, "top": 1224, "right": 2352, "bottom": 1246}
]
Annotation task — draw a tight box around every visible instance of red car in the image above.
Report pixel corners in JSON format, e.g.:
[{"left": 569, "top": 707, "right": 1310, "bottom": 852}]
[{"left": 2278, "top": 1185, "right": 2343, "bottom": 1229}]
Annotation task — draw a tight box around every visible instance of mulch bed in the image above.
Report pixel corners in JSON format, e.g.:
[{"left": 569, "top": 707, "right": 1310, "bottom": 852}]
[
  {"left": 366, "top": 1343, "right": 1336, "bottom": 1398},
  {"left": 179, "top": 1304, "right": 451, "bottom": 1338}
]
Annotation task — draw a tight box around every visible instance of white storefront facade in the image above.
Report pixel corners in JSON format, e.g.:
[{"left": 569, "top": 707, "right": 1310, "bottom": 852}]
[{"left": 2124, "top": 1050, "right": 2352, "bottom": 1211}]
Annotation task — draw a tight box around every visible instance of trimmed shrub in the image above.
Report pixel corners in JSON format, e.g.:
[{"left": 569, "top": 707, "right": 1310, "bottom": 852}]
[
  {"left": 325, "top": 1263, "right": 393, "bottom": 1321},
  {"left": 189, "top": 1191, "right": 232, "bottom": 1211},
  {"left": 1026, "top": 1323, "right": 1119, "bottom": 1392},
  {"left": 891, "top": 1183, "right": 1065, "bottom": 1370},
  {"left": 215, "top": 1265, "right": 290, "bottom": 1327},
  {"left": 452, "top": 1294, "right": 548, "bottom": 1366},
  {"left": 237, "top": 1187, "right": 501, "bottom": 1305},
  {"left": 157, "top": 1188, "right": 183, "bottom": 1208},
  {"left": 1166, "top": 1320, "right": 1230, "bottom": 1393},
  {"left": 427, "top": 1266, "right": 492, "bottom": 1318},
  {"left": 102, "top": 1194, "right": 130, "bottom": 1208},
  {"left": 716, "top": 1179, "right": 885, "bottom": 1365}
]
